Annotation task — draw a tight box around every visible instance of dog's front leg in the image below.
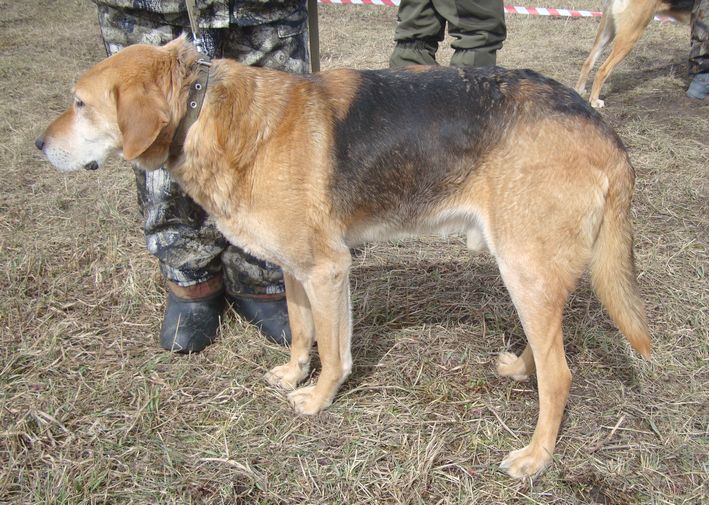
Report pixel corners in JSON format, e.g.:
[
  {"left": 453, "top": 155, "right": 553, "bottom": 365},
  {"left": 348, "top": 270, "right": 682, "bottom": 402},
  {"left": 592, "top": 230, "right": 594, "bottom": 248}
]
[
  {"left": 266, "top": 272, "right": 316, "bottom": 390},
  {"left": 287, "top": 254, "right": 353, "bottom": 415}
]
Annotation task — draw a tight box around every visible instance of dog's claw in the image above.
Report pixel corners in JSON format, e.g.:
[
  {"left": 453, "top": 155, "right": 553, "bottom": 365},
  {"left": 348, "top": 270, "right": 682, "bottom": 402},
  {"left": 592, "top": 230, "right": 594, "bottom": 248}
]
[{"left": 500, "top": 445, "right": 551, "bottom": 480}]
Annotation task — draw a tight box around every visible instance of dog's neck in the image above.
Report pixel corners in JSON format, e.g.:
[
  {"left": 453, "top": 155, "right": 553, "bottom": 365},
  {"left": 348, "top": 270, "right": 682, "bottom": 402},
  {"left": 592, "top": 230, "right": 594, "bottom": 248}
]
[
  {"left": 168, "top": 56, "right": 212, "bottom": 164},
  {"left": 158, "top": 47, "right": 311, "bottom": 223}
]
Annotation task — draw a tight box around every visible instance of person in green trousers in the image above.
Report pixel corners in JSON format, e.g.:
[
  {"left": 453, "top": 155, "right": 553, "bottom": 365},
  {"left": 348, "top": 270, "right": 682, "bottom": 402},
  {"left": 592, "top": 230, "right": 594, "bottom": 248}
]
[{"left": 389, "top": 0, "right": 506, "bottom": 68}]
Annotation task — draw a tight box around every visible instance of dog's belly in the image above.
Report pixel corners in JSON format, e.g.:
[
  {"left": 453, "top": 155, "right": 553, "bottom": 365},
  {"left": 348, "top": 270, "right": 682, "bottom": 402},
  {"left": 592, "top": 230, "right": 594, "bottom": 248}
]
[{"left": 344, "top": 205, "right": 490, "bottom": 254}]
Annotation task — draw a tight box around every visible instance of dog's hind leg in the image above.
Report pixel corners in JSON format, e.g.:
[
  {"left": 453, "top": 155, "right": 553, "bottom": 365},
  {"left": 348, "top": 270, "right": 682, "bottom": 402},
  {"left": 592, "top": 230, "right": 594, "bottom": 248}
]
[
  {"left": 587, "top": 6, "right": 656, "bottom": 108},
  {"left": 266, "top": 272, "right": 315, "bottom": 390},
  {"left": 286, "top": 251, "right": 353, "bottom": 415},
  {"left": 576, "top": 14, "right": 615, "bottom": 96},
  {"left": 496, "top": 256, "right": 576, "bottom": 479}
]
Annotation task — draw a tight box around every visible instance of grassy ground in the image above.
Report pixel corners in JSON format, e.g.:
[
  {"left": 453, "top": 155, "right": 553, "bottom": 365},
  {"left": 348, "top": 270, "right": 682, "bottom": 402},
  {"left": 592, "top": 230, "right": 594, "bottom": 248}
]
[{"left": 1, "top": 0, "right": 707, "bottom": 503}]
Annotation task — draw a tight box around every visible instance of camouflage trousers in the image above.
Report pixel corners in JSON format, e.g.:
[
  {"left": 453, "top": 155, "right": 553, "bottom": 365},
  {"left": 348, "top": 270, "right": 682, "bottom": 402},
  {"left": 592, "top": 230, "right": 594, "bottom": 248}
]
[
  {"left": 690, "top": 0, "right": 708, "bottom": 75},
  {"left": 96, "top": 4, "right": 309, "bottom": 295}
]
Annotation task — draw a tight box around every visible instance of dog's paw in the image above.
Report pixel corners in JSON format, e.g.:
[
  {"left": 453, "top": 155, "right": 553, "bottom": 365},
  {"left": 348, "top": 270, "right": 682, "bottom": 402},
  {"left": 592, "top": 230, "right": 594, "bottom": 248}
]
[
  {"left": 466, "top": 228, "right": 488, "bottom": 254},
  {"left": 500, "top": 445, "right": 552, "bottom": 480},
  {"left": 496, "top": 352, "right": 530, "bottom": 381},
  {"left": 287, "top": 385, "right": 331, "bottom": 415},
  {"left": 265, "top": 364, "right": 307, "bottom": 391},
  {"left": 591, "top": 98, "right": 605, "bottom": 108}
]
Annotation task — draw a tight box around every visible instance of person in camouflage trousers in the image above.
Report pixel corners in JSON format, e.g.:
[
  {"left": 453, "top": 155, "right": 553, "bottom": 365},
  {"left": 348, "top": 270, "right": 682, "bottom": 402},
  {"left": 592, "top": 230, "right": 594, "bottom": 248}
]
[
  {"left": 389, "top": 0, "right": 506, "bottom": 68},
  {"left": 688, "top": 0, "right": 709, "bottom": 98},
  {"left": 93, "top": 0, "right": 310, "bottom": 352}
]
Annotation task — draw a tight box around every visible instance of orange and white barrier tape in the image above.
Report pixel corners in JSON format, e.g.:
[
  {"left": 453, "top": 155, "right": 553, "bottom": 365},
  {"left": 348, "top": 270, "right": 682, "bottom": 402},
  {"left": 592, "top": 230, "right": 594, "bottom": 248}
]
[
  {"left": 316, "top": 0, "right": 675, "bottom": 21},
  {"left": 504, "top": 5, "right": 601, "bottom": 17}
]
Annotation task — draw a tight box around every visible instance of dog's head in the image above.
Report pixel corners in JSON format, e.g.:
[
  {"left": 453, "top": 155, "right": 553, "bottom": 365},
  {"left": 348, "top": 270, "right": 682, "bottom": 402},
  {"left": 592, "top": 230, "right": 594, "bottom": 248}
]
[{"left": 36, "top": 38, "right": 198, "bottom": 172}]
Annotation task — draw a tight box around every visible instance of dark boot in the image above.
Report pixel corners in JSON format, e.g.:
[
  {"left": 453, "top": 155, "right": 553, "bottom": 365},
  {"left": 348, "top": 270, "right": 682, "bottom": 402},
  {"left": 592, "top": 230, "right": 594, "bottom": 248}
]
[
  {"left": 687, "top": 72, "right": 709, "bottom": 99},
  {"left": 228, "top": 293, "right": 292, "bottom": 346},
  {"left": 222, "top": 247, "right": 292, "bottom": 346},
  {"left": 160, "top": 278, "right": 226, "bottom": 353}
]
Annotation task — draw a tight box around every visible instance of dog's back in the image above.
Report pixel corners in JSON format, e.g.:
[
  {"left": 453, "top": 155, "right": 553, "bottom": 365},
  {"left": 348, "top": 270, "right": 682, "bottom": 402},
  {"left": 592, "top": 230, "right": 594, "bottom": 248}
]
[{"left": 326, "top": 66, "right": 620, "bottom": 237}]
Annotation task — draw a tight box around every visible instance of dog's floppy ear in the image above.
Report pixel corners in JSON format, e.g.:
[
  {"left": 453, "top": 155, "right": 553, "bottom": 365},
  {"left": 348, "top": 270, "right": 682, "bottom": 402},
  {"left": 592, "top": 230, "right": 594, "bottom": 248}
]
[{"left": 116, "top": 84, "right": 170, "bottom": 161}]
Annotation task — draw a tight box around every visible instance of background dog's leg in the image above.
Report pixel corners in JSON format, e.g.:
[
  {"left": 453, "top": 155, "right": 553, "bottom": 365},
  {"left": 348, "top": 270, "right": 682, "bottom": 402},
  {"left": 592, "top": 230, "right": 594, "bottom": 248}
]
[
  {"left": 496, "top": 260, "right": 573, "bottom": 479},
  {"left": 266, "top": 273, "right": 315, "bottom": 390},
  {"left": 496, "top": 344, "right": 535, "bottom": 381},
  {"left": 588, "top": 9, "right": 656, "bottom": 108},
  {"left": 656, "top": 4, "right": 692, "bottom": 24},
  {"left": 287, "top": 253, "right": 353, "bottom": 415},
  {"left": 576, "top": 14, "right": 615, "bottom": 96}
]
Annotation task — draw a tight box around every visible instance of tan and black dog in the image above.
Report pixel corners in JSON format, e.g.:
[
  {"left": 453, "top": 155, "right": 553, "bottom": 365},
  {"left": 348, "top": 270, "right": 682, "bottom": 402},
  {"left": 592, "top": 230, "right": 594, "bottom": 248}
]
[
  {"left": 36, "top": 37, "right": 651, "bottom": 479},
  {"left": 575, "top": 0, "right": 693, "bottom": 108}
]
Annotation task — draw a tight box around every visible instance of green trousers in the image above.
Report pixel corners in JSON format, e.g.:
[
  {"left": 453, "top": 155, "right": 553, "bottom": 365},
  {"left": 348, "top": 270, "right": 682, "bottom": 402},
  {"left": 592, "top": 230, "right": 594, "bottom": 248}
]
[{"left": 389, "top": 0, "right": 506, "bottom": 68}]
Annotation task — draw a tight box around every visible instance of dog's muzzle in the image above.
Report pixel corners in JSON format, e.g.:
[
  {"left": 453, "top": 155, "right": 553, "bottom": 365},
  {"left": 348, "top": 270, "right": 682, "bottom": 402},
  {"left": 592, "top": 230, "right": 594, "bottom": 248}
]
[{"left": 84, "top": 161, "right": 99, "bottom": 171}]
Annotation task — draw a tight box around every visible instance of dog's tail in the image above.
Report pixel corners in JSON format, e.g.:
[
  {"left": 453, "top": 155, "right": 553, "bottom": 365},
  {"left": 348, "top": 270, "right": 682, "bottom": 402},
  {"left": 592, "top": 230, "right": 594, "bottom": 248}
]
[{"left": 590, "top": 152, "right": 651, "bottom": 358}]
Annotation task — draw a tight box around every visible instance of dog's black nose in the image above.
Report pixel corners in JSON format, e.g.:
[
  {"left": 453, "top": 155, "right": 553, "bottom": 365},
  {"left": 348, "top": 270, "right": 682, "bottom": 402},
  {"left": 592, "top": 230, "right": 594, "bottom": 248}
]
[{"left": 35, "top": 137, "right": 45, "bottom": 151}]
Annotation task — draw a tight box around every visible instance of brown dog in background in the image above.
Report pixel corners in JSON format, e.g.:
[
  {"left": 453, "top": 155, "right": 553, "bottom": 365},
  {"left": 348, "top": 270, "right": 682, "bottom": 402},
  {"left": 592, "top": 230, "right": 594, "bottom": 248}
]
[
  {"left": 36, "top": 37, "right": 652, "bottom": 480},
  {"left": 576, "top": 0, "right": 693, "bottom": 107}
]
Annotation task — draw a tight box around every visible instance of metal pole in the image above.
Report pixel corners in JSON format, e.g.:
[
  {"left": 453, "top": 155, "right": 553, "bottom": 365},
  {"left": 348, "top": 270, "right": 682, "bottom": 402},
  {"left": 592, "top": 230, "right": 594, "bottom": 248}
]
[{"left": 307, "top": 0, "right": 321, "bottom": 72}]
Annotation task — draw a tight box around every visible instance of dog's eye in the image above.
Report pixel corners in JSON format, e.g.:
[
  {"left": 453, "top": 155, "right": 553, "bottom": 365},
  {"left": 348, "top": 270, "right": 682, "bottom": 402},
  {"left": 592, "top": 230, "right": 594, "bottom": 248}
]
[{"left": 74, "top": 97, "right": 85, "bottom": 108}]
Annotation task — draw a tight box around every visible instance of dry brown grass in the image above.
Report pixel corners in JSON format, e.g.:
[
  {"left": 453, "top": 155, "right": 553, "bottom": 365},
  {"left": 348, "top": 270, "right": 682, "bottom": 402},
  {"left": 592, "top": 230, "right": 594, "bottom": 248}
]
[{"left": 1, "top": 0, "right": 707, "bottom": 503}]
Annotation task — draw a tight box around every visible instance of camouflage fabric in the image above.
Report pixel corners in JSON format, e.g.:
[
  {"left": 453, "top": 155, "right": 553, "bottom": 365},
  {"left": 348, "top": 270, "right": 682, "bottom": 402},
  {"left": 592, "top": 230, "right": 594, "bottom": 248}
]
[
  {"left": 389, "top": 0, "right": 506, "bottom": 68},
  {"left": 93, "top": 0, "right": 302, "bottom": 27},
  {"left": 93, "top": 0, "right": 231, "bottom": 28},
  {"left": 96, "top": 3, "right": 309, "bottom": 69},
  {"left": 689, "top": 0, "right": 708, "bottom": 75},
  {"left": 97, "top": 1, "right": 309, "bottom": 295}
]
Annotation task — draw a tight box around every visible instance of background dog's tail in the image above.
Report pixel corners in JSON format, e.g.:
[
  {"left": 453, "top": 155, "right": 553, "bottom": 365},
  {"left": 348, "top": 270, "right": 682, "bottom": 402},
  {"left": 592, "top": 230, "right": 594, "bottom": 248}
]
[{"left": 590, "top": 152, "right": 651, "bottom": 358}]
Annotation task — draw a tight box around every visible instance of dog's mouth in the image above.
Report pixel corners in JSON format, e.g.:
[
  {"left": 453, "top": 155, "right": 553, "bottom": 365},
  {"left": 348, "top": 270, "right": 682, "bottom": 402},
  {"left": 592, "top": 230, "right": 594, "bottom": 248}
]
[{"left": 84, "top": 161, "right": 99, "bottom": 171}]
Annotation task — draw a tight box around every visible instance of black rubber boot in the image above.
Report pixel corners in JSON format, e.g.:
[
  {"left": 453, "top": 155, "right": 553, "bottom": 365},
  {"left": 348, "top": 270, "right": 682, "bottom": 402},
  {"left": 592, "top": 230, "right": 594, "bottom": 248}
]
[
  {"left": 687, "top": 72, "right": 709, "bottom": 99},
  {"left": 228, "top": 294, "right": 292, "bottom": 346},
  {"left": 159, "top": 290, "right": 226, "bottom": 354}
]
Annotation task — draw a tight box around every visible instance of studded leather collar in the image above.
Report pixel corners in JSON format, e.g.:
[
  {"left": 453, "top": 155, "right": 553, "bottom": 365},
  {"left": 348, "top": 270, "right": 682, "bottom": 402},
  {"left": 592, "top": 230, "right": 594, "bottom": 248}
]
[{"left": 169, "top": 57, "right": 212, "bottom": 161}]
